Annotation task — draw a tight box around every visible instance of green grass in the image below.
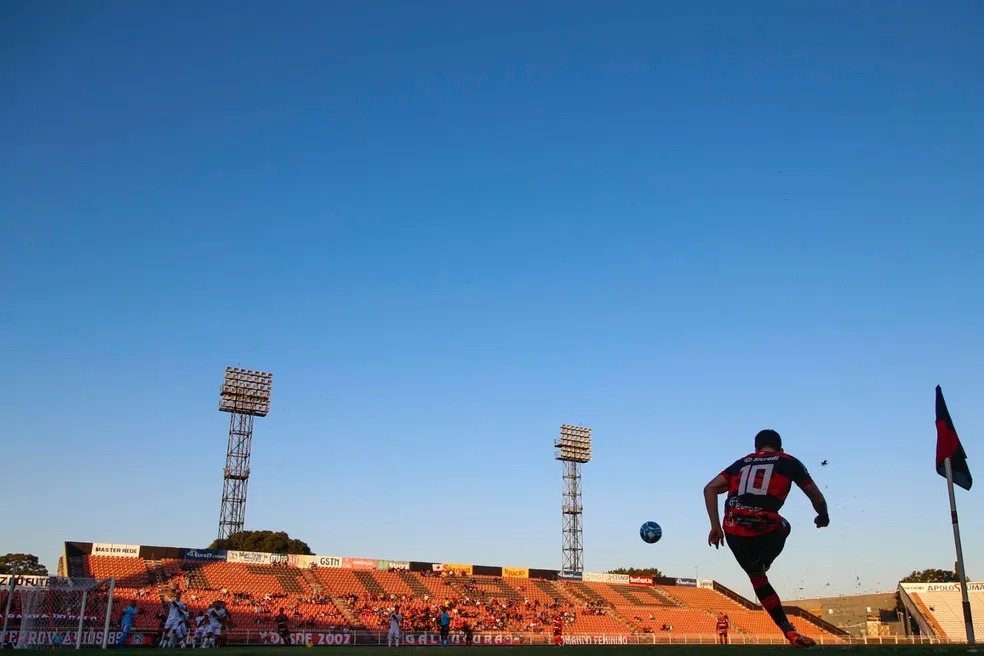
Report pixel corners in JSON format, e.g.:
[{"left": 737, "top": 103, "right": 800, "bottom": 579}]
[{"left": 11, "top": 646, "right": 980, "bottom": 656}]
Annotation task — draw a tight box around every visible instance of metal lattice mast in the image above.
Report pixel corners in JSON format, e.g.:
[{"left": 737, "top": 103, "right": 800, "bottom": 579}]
[
  {"left": 217, "top": 367, "right": 273, "bottom": 540},
  {"left": 554, "top": 424, "right": 591, "bottom": 573}
]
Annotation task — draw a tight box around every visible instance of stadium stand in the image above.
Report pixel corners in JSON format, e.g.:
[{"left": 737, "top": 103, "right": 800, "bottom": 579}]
[
  {"left": 41, "top": 542, "right": 854, "bottom": 645},
  {"left": 900, "top": 582, "right": 984, "bottom": 641}
]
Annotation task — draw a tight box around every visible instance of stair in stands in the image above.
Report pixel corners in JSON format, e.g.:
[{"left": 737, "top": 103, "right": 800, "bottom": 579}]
[
  {"left": 247, "top": 565, "right": 307, "bottom": 594},
  {"left": 145, "top": 560, "right": 169, "bottom": 588},
  {"left": 184, "top": 564, "right": 210, "bottom": 590},
  {"left": 331, "top": 597, "right": 363, "bottom": 628},
  {"left": 353, "top": 571, "right": 387, "bottom": 597},
  {"left": 301, "top": 569, "right": 323, "bottom": 594},
  {"left": 531, "top": 579, "right": 575, "bottom": 604},
  {"left": 569, "top": 582, "right": 609, "bottom": 605},
  {"left": 612, "top": 586, "right": 676, "bottom": 607},
  {"left": 397, "top": 571, "right": 431, "bottom": 597},
  {"left": 475, "top": 577, "right": 523, "bottom": 600},
  {"left": 554, "top": 581, "right": 594, "bottom": 605},
  {"left": 637, "top": 586, "right": 682, "bottom": 606}
]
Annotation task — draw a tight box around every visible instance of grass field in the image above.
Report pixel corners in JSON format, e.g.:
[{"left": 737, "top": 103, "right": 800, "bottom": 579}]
[{"left": 11, "top": 647, "right": 980, "bottom": 656}]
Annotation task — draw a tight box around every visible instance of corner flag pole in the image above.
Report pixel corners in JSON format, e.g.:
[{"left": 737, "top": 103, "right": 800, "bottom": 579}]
[{"left": 944, "top": 456, "right": 976, "bottom": 646}]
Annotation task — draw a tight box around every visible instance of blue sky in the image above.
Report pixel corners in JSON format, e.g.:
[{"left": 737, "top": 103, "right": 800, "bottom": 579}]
[{"left": 1, "top": 0, "right": 982, "bottom": 601}]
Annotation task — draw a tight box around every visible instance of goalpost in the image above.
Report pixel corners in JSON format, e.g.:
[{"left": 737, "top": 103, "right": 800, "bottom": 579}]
[{"left": 1, "top": 576, "right": 117, "bottom": 650}]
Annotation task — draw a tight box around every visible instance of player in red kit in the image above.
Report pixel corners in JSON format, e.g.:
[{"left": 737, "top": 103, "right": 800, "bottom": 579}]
[
  {"left": 716, "top": 613, "right": 730, "bottom": 644},
  {"left": 704, "top": 429, "right": 829, "bottom": 648}
]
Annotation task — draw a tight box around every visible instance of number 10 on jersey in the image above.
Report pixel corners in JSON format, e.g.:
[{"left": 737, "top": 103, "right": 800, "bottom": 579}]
[{"left": 737, "top": 464, "right": 774, "bottom": 496}]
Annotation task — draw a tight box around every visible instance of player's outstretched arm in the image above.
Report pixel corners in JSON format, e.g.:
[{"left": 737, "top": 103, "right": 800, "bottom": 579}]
[
  {"left": 703, "top": 474, "right": 729, "bottom": 548},
  {"left": 800, "top": 481, "right": 830, "bottom": 527}
]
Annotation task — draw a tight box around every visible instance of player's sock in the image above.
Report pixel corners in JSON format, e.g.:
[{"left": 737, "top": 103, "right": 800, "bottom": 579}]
[{"left": 750, "top": 574, "right": 795, "bottom": 633}]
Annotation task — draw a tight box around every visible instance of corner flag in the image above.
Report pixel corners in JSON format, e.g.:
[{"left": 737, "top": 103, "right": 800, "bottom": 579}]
[
  {"left": 936, "top": 385, "right": 972, "bottom": 491},
  {"left": 934, "top": 385, "right": 976, "bottom": 646}
]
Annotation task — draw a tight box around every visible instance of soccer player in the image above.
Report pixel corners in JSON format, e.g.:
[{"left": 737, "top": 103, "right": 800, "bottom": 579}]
[
  {"left": 716, "top": 613, "right": 730, "bottom": 645},
  {"left": 153, "top": 610, "right": 168, "bottom": 648},
  {"left": 162, "top": 592, "right": 189, "bottom": 648},
  {"left": 462, "top": 622, "right": 473, "bottom": 647},
  {"left": 118, "top": 601, "right": 139, "bottom": 647},
  {"left": 387, "top": 605, "right": 404, "bottom": 647},
  {"left": 438, "top": 608, "right": 451, "bottom": 647},
  {"left": 192, "top": 612, "right": 209, "bottom": 648},
  {"left": 552, "top": 613, "right": 563, "bottom": 646},
  {"left": 206, "top": 600, "right": 231, "bottom": 648},
  {"left": 273, "top": 608, "right": 292, "bottom": 646},
  {"left": 704, "top": 429, "right": 829, "bottom": 648}
]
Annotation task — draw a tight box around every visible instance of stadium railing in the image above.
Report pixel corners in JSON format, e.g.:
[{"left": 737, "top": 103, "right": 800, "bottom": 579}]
[{"left": 171, "top": 629, "right": 958, "bottom": 647}]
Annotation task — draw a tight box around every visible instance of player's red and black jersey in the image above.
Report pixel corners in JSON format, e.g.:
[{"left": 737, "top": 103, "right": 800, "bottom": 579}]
[
  {"left": 274, "top": 614, "right": 289, "bottom": 632},
  {"left": 716, "top": 618, "right": 729, "bottom": 632},
  {"left": 720, "top": 451, "right": 812, "bottom": 536}
]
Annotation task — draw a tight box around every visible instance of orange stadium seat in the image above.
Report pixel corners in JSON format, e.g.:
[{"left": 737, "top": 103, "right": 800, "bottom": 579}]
[{"left": 78, "top": 555, "right": 843, "bottom": 642}]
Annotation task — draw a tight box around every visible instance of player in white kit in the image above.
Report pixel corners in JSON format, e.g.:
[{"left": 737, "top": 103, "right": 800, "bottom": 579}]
[
  {"left": 192, "top": 612, "right": 209, "bottom": 648},
  {"left": 162, "top": 592, "right": 189, "bottom": 648},
  {"left": 205, "top": 601, "right": 231, "bottom": 647},
  {"left": 387, "top": 605, "right": 404, "bottom": 647}
]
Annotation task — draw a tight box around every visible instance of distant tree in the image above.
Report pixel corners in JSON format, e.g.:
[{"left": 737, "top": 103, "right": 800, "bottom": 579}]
[
  {"left": 0, "top": 553, "right": 49, "bottom": 576},
  {"left": 607, "top": 567, "right": 664, "bottom": 577},
  {"left": 900, "top": 569, "right": 960, "bottom": 583},
  {"left": 208, "top": 531, "right": 312, "bottom": 555}
]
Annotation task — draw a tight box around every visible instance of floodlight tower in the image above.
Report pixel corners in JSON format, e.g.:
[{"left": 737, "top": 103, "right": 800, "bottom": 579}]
[
  {"left": 217, "top": 366, "right": 273, "bottom": 540},
  {"left": 554, "top": 424, "right": 592, "bottom": 573}
]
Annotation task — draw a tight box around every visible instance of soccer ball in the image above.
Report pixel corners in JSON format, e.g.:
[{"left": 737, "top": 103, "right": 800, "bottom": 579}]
[{"left": 640, "top": 521, "right": 662, "bottom": 544}]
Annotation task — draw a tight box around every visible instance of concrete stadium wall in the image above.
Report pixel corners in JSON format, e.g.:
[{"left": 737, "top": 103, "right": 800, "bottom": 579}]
[{"left": 787, "top": 592, "right": 902, "bottom": 636}]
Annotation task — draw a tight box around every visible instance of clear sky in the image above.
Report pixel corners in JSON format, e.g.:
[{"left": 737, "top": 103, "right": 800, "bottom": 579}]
[{"left": 1, "top": 1, "right": 982, "bottom": 602}]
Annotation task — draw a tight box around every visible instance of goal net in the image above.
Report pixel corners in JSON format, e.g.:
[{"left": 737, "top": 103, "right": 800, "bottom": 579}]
[{"left": 1, "top": 576, "right": 116, "bottom": 649}]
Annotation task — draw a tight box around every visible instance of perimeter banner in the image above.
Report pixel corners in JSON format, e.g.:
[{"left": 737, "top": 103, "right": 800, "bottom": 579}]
[
  {"left": 0, "top": 631, "right": 139, "bottom": 646},
  {"left": 628, "top": 575, "right": 653, "bottom": 586},
  {"left": 312, "top": 556, "right": 343, "bottom": 568},
  {"left": 901, "top": 582, "right": 984, "bottom": 593},
  {"left": 227, "top": 550, "right": 271, "bottom": 565},
  {"left": 0, "top": 575, "right": 54, "bottom": 587},
  {"left": 180, "top": 549, "right": 227, "bottom": 562},
  {"left": 342, "top": 557, "right": 378, "bottom": 570},
  {"left": 258, "top": 632, "right": 354, "bottom": 645},
  {"left": 402, "top": 634, "right": 524, "bottom": 646},
  {"left": 557, "top": 570, "right": 583, "bottom": 581},
  {"left": 376, "top": 560, "right": 410, "bottom": 571},
  {"left": 443, "top": 563, "right": 473, "bottom": 576},
  {"left": 502, "top": 567, "right": 529, "bottom": 579},
  {"left": 583, "top": 572, "right": 630, "bottom": 584},
  {"left": 91, "top": 543, "right": 140, "bottom": 558}
]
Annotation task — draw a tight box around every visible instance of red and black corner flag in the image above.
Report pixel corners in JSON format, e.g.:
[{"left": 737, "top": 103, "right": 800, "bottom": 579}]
[{"left": 936, "top": 385, "right": 973, "bottom": 491}]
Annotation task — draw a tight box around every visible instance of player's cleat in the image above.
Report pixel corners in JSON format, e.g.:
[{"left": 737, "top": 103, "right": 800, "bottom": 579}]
[{"left": 785, "top": 630, "right": 816, "bottom": 648}]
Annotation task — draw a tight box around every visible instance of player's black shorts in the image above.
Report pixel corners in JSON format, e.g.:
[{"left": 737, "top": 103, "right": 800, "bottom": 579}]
[
  {"left": 725, "top": 520, "right": 790, "bottom": 574},
  {"left": 440, "top": 625, "right": 450, "bottom": 638}
]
